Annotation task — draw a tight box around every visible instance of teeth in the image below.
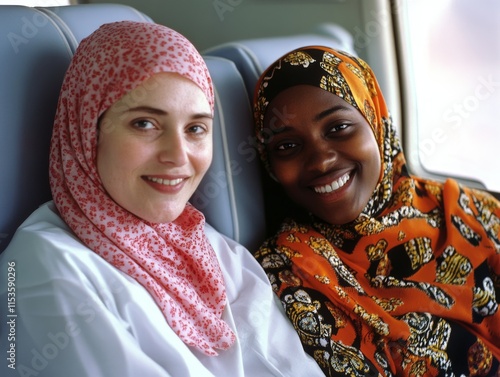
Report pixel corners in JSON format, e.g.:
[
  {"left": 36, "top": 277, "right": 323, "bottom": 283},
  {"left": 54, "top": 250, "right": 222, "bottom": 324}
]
[
  {"left": 314, "top": 173, "right": 350, "bottom": 194},
  {"left": 146, "top": 177, "right": 184, "bottom": 186}
]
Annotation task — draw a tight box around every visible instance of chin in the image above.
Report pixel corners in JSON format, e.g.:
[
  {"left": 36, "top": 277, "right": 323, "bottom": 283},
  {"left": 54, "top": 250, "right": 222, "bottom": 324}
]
[
  {"left": 316, "top": 210, "right": 359, "bottom": 226},
  {"left": 133, "top": 206, "right": 185, "bottom": 224},
  {"left": 151, "top": 212, "right": 183, "bottom": 224}
]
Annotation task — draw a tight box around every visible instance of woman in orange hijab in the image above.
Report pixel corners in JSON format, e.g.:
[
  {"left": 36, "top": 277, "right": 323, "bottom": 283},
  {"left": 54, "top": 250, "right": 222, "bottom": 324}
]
[{"left": 253, "top": 46, "right": 500, "bottom": 376}]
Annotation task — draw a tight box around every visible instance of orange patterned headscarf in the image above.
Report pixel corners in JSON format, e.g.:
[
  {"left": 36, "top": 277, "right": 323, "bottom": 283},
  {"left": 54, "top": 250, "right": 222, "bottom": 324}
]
[
  {"left": 50, "top": 21, "right": 234, "bottom": 356},
  {"left": 253, "top": 46, "right": 500, "bottom": 376}
]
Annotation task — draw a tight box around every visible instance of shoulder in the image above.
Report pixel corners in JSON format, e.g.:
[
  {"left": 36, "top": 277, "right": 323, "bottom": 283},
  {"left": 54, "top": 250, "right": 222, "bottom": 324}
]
[
  {"left": 2, "top": 201, "right": 79, "bottom": 265},
  {"left": 0, "top": 202, "right": 132, "bottom": 290},
  {"left": 203, "top": 222, "right": 274, "bottom": 296},
  {"left": 204, "top": 222, "right": 256, "bottom": 269}
]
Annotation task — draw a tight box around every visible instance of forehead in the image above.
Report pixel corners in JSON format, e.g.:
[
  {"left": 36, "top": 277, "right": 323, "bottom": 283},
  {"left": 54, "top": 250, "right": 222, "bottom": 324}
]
[
  {"left": 112, "top": 72, "right": 211, "bottom": 112},
  {"left": 264, "top": 84, "right": 359, "bottom": 125}
]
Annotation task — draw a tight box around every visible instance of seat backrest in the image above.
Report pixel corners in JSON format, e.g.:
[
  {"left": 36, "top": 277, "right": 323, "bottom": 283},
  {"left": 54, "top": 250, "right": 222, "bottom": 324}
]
[
  {"left": 192, "top": 57, "right": 266, "bottom": 251},
  {"left": 203, "top": 23, "right": 356, "bottom": 99},
  {"left": 37, "top": 4, "right": 153, "bottom": 51},
  {"left": 0, "top": 4, "right": 153, "bottom": 252},
  {"left": 0, "top": 4, "right": 264, "bottom": 253},
  {"left": 0, "top": 6, "right": 73, "bottom": 252}
]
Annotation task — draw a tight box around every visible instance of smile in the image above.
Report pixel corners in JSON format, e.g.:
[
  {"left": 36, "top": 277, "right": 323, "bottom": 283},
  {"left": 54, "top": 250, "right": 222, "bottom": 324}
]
[
  {"left": 145, "top": 176, "right": 184, "bottom": 186},
  {"left": 313, "top": 173, "right": 350, "bottom": 194}
]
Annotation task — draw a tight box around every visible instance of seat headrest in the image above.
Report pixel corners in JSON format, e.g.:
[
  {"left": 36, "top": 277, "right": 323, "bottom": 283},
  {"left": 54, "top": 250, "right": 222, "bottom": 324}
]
[
  {"left": 203, "top": 23, "right": 356, "bottom": 98},
  {"left": 192, "top": 57, "right": 267, "bottom": 251},
  {"left": 0, "top": 4, "right": 153, "bottom": 252}
]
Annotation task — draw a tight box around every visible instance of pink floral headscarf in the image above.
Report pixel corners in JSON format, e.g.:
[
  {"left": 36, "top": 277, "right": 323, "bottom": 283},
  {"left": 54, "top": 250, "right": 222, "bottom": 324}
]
[{"left": 49, "top": 21, "right": 235, "bottom": 355}]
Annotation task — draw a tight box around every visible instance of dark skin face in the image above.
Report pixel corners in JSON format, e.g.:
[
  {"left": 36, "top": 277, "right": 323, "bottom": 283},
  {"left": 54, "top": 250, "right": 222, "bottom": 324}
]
[{"left": 263, "top": 85, "right": 382, "bottom": 225}]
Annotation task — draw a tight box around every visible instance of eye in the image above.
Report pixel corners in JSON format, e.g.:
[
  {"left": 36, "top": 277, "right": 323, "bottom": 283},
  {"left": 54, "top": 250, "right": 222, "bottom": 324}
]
[
  {"left": 329, "top": 123, "right": 349, "bottom": 133},
  {"left": 269, "top": 139, "right": 301, "bottom": 158},
  {"left": 276, "top": 141, "right": 298, "bottom": 151},
  {"left": 133, "top": 119, "right": 156, "bottom": 130},
  {"left": 324, "top": 123, "right": 353, "bottom": 139},
  {"left": 187, "top": 124, "right": 207, "bottom": 134}
]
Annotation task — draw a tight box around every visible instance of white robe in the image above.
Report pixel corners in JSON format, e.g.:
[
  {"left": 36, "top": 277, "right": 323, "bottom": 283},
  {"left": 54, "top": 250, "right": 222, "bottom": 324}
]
[{"left": 0, "top": 202, "right": 324, "bottom": 377}]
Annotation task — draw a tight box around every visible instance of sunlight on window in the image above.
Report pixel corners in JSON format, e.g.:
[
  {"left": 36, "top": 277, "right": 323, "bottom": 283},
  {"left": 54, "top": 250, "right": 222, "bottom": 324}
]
[{"left": 403, "top": 0, "right": 500, "bottom": 191}]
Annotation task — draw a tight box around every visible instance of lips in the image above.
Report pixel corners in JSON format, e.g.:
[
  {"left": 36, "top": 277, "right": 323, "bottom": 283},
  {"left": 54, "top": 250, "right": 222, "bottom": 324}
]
[
  {"left": 313, "top": 172, "right": 350, "bottom": 194},
  {"left": 144, "top": 176, "right": 185, "bottom": 186}
]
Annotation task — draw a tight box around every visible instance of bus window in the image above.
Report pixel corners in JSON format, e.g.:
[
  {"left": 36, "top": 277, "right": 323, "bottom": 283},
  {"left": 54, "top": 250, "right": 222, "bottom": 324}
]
[{"left": 400, "top": 0, "right": 500, "bottom": 192}]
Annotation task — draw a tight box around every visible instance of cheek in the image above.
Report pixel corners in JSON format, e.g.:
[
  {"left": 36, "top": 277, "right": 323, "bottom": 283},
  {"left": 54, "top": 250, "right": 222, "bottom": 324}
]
[
  {"left": 358, "top": 133, "right": 382, "bottom": 184},
  {"left": 192, "top": 142, "right": 213, "bottom": 175},
  {"left": 269, "top": 159, "right": 297, "bottom": 188},
  {"left": 97, "top": 137, "right": 143, "bottom": 185},
  {"left": 96, "top": 139, "right": 114, "bottom": 182}
]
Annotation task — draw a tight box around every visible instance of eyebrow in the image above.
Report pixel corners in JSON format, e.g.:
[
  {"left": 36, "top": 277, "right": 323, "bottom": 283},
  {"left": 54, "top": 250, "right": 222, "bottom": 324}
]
[
  {"left": 270, "top": 104, "right": 352, "bottom": 135},
  {"left": 127, "top": 106, "right": 213, "bottom": 119},
  {"left": 313, "top": 104, "right": 352, "bottom": 122}
]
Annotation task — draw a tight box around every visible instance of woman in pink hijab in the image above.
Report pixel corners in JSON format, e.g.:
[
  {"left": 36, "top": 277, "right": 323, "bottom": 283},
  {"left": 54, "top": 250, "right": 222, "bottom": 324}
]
[{"left": 0, "top": 21, "right": 322, "bottom": 377}]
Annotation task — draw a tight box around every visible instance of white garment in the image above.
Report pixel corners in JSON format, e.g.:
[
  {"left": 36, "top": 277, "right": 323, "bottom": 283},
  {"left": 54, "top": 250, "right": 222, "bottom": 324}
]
[{"left": 0, "top": 202, "right": 324, "bottom": 377}]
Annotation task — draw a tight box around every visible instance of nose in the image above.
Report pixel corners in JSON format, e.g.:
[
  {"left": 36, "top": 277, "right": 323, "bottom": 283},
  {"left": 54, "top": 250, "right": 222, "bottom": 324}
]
[
  {"left": 158, "top": 129, "right": 189, "bottom": 166},
  {"left": 305, "top": 139, "right": 337, "bottom": 173}
]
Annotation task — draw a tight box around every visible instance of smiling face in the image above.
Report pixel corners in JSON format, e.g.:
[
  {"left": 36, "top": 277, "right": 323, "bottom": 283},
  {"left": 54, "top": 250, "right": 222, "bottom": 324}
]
[
  {"left": 264, "top": 84, "right": 381, "bottom": 225},
  {"left": 97, "top": 72, "right": 213, "bottom": 224}
]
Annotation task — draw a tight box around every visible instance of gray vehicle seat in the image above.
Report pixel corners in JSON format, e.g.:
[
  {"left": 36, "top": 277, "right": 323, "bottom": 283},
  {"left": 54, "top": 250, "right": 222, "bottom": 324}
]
[
  {"left": 203, "top": 24, "right": 356, "bottom": 99},
  {"left": 0, "top": 4, "right": 153, "bottom": 251},
  {"left": 0, "top": 4, "right": 264, "bottom": 252},
  {"left": 1, "top": 5, "right": 74, "bottom": 251},
  {"left": 192, "top": 57, "right": 266, "bottom": 250},
  {"left": 37, "top": 4, "right": 153, "bottom": 51},
  {"left": 0, "top": 4, "right": 355, "bottom": 253}
]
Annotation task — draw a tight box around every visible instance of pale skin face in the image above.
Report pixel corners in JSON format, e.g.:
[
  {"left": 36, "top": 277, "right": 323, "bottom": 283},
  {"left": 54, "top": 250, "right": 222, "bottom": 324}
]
[
  {"left": 264, "top": 84, "right": 381, "bottom": 225},
  {"left": 97, "top": 72, "right": 213, "bottom": 224}
]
